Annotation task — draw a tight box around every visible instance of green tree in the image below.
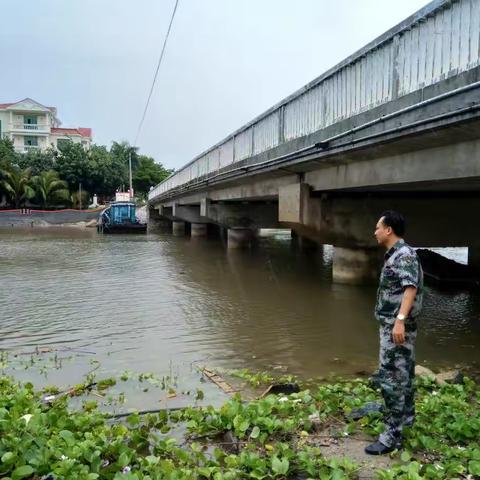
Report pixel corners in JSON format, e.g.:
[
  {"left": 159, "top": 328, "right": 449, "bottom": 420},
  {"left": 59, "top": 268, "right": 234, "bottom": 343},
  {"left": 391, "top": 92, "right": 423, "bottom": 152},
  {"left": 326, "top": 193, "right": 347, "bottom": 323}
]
[
  {"left": 1, "top": 166, "right": 35, "bottom": 208},
  {"left": 133, "top": 155, "right": 171, "bottom": 196},
  {"left": 88, "top": 145, "right": 128, "bottom": 197},
  {"left": 54, "top": 141, "right": 93, "bottom": 192},
  {"left": 17, "top": 148, "right": 56, "bottom": 176},
  {"left": 0, "top": 139, "right": 17, "bottom": 198},
  {"left": 110, "top": 141, "right": 139, "bottom": 170},
  {"left": 0, "top": 138, "right": 16, "bottom": 168},
  {"left": 70, "top": 189, "right": 90, "bottom": 209},
  {"left": 33, "top": 170, "right": 70, "bottom": 208},
  {"left": 1, "top": 137, "right": 170, "bottom": 204}
]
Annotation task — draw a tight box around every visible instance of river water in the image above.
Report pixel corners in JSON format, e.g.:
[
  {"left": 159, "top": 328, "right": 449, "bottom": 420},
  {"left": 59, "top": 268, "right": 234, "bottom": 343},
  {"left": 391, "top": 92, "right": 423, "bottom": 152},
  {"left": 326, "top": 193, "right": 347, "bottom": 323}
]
[{"left": 1, "top": 228, "right": 479, "bottom": 407}]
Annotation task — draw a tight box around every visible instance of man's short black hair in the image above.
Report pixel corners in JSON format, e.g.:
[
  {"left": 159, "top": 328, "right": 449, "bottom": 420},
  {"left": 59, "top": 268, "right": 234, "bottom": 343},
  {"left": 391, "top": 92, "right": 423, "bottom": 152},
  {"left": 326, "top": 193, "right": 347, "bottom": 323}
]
[{"left": 380, "top": 210, "right": 405, "bottom": 237}]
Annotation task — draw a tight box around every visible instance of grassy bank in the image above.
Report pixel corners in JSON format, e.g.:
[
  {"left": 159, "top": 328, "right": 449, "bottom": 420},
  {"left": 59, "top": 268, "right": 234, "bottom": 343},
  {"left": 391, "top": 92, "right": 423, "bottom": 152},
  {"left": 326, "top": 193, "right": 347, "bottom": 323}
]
[{"left": 0, "top": 368, "right": 479, "bottom": 479}]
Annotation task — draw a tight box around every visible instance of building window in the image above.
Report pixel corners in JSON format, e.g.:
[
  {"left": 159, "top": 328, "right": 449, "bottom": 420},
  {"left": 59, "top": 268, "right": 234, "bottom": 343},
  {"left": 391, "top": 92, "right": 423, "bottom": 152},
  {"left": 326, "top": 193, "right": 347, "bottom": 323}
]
[
  {"left": 24, "top": 136, "right": 38, "bottom": 146},
  {"left": 24, "top": 115, "right": 38, "bottom": 125},
  {"left": 23, "top": 116, "right": 39, "bottom": 131}
]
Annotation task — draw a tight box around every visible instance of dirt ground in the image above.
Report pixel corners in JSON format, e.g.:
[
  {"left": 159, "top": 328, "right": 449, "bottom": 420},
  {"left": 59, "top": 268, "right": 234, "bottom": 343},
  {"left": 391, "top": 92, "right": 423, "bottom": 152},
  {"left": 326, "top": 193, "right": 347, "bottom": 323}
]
[{"left": 314, "top": 429, "right": 399, "bottom": 479}]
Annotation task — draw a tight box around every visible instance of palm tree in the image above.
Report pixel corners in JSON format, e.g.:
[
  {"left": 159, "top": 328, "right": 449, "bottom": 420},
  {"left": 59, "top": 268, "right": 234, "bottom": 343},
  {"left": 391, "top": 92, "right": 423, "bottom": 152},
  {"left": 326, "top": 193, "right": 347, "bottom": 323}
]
[
  {"left": 0, "top": 163, "right": 8, "bottom": 201},
  {"left": 0, "top": 139, "right": 16, "bottom": 201},
  {"left": 33, "top": 170, "right": 70, "bottom": 209},
  {"left": 1, "top": 166, "right": 35, "bottom": 208},
  {"left": 70, "top": 189, "right": 90, "bottom": 209}
]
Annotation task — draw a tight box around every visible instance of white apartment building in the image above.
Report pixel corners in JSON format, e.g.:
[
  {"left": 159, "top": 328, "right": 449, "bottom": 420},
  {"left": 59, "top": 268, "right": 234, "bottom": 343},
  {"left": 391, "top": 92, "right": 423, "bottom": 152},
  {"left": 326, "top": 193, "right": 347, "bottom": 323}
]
[{"left": 0, "top": 98, "right": 92, "bottom": 153}]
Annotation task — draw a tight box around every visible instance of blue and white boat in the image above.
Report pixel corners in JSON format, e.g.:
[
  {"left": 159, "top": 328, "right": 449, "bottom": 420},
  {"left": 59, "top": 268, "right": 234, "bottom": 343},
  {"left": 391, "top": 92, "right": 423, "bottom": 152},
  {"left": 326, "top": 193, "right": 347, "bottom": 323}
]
[{"left": 98, "top": 193, "right": 147, "bottom": 234}]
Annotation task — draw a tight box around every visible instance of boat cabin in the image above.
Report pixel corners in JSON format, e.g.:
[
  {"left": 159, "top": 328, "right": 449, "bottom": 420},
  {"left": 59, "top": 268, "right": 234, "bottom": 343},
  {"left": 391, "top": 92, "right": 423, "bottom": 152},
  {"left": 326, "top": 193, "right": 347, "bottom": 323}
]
[
  {"left": 109, "top": 202, "right": 136, "bottom": 225},
  {"left": 99, "top": 201, "right": 146, "bottom": 233}
]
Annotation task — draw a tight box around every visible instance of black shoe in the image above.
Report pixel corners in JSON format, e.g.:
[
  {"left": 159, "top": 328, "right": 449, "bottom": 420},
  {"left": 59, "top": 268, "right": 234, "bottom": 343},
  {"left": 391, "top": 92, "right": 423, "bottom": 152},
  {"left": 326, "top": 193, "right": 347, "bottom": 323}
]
[{"left": 365, "top": 441, "right": 395, "bottom": 455}]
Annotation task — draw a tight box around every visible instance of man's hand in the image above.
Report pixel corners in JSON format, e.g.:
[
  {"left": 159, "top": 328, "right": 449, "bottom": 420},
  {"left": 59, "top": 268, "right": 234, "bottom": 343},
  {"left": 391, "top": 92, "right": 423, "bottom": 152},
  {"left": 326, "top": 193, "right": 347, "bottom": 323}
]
[{"left": 392, "top": 320, "right": 405, "bottom": 345}]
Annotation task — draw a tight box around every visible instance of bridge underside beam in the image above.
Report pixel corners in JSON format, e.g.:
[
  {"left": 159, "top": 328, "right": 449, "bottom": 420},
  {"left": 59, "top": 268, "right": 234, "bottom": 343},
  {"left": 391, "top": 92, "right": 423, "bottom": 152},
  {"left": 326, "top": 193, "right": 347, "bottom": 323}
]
[
  {"left": 159, "top": 200, "right": 279, "bottom": 230},
  {"left": 280, "top": 187, "right": 480, "bottom": 248},
  {"left": 207, "top": 202, "right": 278, "bottom": 229},
  {"left": 305, "top": 137, "right": 480, "bottom": 194}
]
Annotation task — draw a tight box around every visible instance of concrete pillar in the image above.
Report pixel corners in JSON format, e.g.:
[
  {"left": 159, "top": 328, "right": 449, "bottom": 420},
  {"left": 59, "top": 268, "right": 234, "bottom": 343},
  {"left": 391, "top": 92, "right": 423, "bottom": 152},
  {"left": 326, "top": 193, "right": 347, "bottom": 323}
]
[
  {"left": 160, "top": 220, "right": 171, "bottom": 229},
  {"left": 152, "top": 220, "right": 171, "bottom": 231},
  {"left": 200, "top": 198, "right": 210, "bottom": 217},
  {"left": 147, "top": 207, "right": 171, "bottom": 231},
  {"left": 191, "top": 223, "right": 208, "bottom": 237},
  {"left": 332, "top": 247, "right": 383, "bottom": 285},
  {"left": 227, "top": 228, "right": 256, "bottom": 249},
  {"left": 172, "top": 221, "right": 186, "bottom": 236},
  {"left": 468, "top": 247, "right": 480, "bottom": 274}
]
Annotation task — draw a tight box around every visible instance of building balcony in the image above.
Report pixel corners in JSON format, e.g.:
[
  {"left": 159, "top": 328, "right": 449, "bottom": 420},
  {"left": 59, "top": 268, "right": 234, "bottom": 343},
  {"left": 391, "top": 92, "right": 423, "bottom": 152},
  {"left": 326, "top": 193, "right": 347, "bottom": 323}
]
[
  {"left": 11, "top": 123, "right": 50, "bottom": 133},
  {"left": 14, "top": 145, "right": 41, "bottom": 153}
]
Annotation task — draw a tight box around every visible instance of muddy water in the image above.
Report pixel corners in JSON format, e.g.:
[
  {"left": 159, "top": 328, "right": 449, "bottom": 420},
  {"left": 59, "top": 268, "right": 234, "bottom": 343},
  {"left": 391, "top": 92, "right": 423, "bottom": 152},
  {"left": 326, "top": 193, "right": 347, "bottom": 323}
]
[{"left": 1, "top": 228, "right": 479, "bottom": 407}]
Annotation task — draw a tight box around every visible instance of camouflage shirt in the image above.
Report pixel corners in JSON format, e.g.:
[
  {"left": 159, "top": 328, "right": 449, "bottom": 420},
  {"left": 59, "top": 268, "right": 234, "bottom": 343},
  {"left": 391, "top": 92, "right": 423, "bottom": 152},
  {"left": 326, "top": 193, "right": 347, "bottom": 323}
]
[{"left": 375, "top": 239, "right": 423, "bottom": 325}]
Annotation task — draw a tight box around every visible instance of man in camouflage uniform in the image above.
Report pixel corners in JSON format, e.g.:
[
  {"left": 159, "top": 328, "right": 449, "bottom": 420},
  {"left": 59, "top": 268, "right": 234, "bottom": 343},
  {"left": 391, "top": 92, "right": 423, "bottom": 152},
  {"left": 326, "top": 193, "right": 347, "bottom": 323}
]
[{"left": 365, "top": 210, "right": 423, "bottom": 455}]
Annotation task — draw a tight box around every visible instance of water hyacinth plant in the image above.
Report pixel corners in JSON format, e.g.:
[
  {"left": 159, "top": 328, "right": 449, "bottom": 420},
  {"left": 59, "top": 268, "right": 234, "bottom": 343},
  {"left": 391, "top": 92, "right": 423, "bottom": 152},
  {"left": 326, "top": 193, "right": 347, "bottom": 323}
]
[{"left": 0, "top": 369, "right": 479, "bottom": 479}]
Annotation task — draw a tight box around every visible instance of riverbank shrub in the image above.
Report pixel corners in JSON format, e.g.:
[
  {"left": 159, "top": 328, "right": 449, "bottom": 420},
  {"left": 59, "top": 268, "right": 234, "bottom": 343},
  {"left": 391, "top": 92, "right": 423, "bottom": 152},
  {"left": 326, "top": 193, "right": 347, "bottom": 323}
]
[{"left": 0, "top": 371, "right": 479, "bottom": 479}]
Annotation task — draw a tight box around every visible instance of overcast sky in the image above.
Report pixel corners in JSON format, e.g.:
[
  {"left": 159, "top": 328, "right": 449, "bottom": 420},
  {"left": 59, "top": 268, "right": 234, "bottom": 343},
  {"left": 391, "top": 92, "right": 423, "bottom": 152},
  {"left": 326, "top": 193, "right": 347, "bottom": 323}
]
[{"left": 1, "top": 0, "right": 429, "bottom": 170}]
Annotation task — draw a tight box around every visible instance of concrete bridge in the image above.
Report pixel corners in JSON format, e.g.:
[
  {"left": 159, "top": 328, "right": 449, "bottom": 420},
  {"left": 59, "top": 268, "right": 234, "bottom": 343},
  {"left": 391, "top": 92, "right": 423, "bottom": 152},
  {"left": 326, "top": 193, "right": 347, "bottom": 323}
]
[{"left": 148, "top": 0, "right": 480, "bottom": 283}]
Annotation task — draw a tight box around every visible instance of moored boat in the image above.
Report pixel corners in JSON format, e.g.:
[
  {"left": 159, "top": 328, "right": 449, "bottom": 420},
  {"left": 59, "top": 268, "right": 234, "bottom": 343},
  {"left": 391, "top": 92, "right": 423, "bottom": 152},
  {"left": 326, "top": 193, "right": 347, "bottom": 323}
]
[{"left": 98, "top": 200, "right": 147, "bottom": 234}]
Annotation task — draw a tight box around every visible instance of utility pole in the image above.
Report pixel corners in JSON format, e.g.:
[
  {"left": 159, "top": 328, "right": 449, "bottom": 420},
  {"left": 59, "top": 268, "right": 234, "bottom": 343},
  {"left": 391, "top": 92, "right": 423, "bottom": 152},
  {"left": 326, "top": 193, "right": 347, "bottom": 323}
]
[
  {"left": 129, "top": 150, "right": 133, "bottom": 199},
  {"left": 79, "top": 182, "right": 82, "bottom": 210}
]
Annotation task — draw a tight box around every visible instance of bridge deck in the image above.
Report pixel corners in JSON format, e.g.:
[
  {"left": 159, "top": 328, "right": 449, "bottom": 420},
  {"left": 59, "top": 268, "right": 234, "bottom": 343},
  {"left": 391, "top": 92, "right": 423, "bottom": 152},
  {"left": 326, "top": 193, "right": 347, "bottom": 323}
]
[{"left": 149, "top": 0, "right": 480, "bottom": 203}]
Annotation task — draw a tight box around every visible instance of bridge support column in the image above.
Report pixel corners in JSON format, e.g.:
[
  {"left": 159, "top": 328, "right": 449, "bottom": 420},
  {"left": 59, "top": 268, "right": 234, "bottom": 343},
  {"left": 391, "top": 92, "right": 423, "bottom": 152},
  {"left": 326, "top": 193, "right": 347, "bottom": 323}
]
[
  {"left": 191, "top": 223, "right": 208, "bottom": 237},
  {"left": 172, "top": 221, "right": 186, "bottom": 236},
  {"left": 227, "top": 228, "right": 257, "bottom": 249},
  {"left": 332, "top": 247, "right": 383, "bottom": 285},
  {"left": 468, "top": 247, "right": 480, "bottom": 274},
  {"left": 147, "top": 207, "right": 171, "bottom": 230}
]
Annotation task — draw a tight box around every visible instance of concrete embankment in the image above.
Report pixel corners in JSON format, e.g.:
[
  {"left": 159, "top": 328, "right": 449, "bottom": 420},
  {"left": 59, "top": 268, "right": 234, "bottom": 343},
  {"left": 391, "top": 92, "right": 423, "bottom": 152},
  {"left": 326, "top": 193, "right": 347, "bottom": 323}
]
[{"left": 0, "top": 208, "right": 104, "bottom": 227}]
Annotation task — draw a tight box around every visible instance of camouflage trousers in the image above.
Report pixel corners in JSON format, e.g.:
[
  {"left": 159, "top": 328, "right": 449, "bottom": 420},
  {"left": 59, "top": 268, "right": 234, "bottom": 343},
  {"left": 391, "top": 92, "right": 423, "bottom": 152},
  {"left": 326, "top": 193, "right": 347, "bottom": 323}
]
[{"left": 377, "top": 323, "right": 417, "bottom": 448}]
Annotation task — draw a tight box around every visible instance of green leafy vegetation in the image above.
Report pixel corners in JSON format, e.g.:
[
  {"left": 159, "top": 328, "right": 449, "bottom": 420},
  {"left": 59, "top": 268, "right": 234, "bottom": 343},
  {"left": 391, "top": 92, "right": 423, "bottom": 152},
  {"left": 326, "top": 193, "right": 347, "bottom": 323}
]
[
  {"left": 0, "top": 138, "right": 171, "bottom": 207},
  {"left": 227, "top": 369, "right": 294, "bottom": 388},
  {"left": 0, "top": 364, "right": 479, "bottom": 479},
  {"left": 32, "top": 170, "right": 69, "bottom": 208},
  {"left": 1, "top": 165, "right": 35, "bottom": 208}
]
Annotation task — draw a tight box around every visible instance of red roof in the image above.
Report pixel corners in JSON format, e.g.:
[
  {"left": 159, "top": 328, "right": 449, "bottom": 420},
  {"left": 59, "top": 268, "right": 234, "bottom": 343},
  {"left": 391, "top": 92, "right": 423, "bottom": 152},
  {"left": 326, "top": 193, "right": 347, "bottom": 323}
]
[
  {"left": 51, "top": 127, "right": 92, "bottom": 138},
  {"left": 77, "top": 128, "right": 92, "bottom": 138},
  {"left": 0, "top": 103, "right": 14, "bottom": 108}
]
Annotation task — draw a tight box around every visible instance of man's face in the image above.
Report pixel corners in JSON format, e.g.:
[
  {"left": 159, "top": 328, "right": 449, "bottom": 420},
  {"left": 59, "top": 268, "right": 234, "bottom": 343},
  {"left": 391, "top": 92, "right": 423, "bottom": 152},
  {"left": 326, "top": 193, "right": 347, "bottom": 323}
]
[{"left": 374, "top": 217, "right": 391, "bottom": 246}]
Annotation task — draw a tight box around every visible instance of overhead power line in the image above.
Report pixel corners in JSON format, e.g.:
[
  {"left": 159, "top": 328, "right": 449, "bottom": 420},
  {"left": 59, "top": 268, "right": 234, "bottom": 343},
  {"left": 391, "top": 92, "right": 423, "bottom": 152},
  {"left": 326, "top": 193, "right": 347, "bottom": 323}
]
[{"left": 134, "top": 0, "right": 180, "bottom": 146}]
